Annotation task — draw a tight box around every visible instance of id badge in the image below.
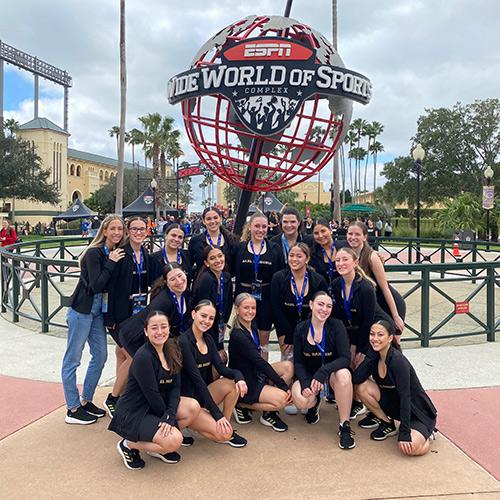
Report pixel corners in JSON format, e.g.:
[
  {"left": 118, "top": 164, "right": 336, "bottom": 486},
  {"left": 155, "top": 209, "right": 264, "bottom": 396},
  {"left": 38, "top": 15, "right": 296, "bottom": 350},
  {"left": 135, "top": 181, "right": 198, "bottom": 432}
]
[
  {"left": 251, "top": 280, "right": 262, "bottom": 301},
  {"left": 131, "top": 293, "right": 147, "bottom": 316},
  {"left": 218, "top": 321, "right": 226, "bottom": 345},
  {"left": 101, "top": 292, "right": 109, "bottom": 313}
]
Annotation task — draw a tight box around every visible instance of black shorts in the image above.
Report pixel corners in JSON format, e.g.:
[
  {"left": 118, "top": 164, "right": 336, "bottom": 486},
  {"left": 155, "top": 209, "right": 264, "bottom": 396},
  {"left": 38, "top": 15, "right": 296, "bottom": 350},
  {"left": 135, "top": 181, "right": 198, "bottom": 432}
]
[
  {"left": 107, "top": 326, "right": 123, "bottom": 348},
  {"left": 137, "top": 413, "right": 161, "bottom": 442},
  {"left": 240, "top": 373, "right": 267, "bottom": 405}
]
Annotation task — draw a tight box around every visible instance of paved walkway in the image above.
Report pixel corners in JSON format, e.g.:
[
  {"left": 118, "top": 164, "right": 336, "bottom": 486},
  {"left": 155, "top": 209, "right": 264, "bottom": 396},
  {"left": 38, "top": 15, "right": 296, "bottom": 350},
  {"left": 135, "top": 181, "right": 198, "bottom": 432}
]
[{"left": 1, "top": 315, "right": 499, "bottom": 499}]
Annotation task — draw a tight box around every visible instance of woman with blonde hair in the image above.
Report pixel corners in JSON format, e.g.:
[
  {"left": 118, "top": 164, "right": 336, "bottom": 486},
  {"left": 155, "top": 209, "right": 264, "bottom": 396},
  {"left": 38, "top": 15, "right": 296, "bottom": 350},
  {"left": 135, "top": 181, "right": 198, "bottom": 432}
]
[{"left": 62, "top": 214, "right": 126, "bottom": 424}]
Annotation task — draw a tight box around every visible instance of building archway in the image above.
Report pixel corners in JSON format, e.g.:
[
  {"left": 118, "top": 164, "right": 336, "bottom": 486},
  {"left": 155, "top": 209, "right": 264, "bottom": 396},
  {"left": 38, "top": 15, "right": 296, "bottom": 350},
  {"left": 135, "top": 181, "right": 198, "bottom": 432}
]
[{"left": 72, "top": 190, "right": 83, "bottom": 202}]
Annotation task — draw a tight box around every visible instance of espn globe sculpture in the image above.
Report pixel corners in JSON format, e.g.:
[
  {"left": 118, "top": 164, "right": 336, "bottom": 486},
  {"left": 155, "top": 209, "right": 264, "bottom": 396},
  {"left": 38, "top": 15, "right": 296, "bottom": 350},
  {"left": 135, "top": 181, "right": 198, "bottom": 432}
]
[{"left": 168, "top": 14, "right": 371, "bottom": 193}]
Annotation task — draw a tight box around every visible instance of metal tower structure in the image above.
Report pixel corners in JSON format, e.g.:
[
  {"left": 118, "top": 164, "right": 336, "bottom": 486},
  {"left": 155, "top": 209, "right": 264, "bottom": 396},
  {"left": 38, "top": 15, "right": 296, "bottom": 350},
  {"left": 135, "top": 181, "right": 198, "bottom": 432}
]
[{"left": 0, "top": 40, "right": 72, "bottom": 132}]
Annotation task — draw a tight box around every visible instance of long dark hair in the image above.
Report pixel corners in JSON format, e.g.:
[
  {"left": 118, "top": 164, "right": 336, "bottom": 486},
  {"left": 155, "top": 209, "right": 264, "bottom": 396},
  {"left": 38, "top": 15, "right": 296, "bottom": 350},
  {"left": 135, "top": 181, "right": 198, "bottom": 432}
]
[
  {"left": 144, "top": 311, "right": 183, "bottom": 373},
  {"left": 202, "top": 206, "right": 238, "bottom": 245},
  {"left": 150, "top": 263, "right": 185, "bottom": 300},
  {"left": 373, "top": 319, "right": 401, "bottom": 351},
  {"left": 193, "top": 245, "right": 224, "bottom": 291},
  {"left": 348, "top": 222, "right": 373, "bottom": 275}
]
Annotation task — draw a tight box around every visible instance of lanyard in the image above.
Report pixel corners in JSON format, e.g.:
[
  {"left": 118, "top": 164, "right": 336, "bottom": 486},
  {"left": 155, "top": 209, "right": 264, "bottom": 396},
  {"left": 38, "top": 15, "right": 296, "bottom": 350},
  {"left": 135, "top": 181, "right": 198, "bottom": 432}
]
[
  {"left": 291, "top": 271, "right": 309, "bottom": 316},
  {"left": 250, "top": 327, "right": 261, "bottom": 351},
  {"left": 281, "top": 234, "right": 290, "bottom": 263},
  {"left": 103, "top": 244, "right": 110, "bottom": 257},
  {"left": 250, "top": 240, "right": 265, "bottom": 280},
  {"left": 309, "top": 321, "right": 327, "bottom": 364},
  {"left": 207, "top": 232, "right": 222, "bottom": 248},
  {"left": 132, "top": 248, "right": 144, "bottom": 293},
  {"left": 321, "top": 243, "right": 335, "bottom": 281},
  {"left": 341, "top": 277, "right": 354, "bottom": 322},
  {"left": 162, "top": 246, "right": 181, "bottom": 265},
  {"left": 170, "top": 291, "right": 185, "bottom": 333},
  {"left": 218, "top": 273, "right": 224, "bottom": 321}
]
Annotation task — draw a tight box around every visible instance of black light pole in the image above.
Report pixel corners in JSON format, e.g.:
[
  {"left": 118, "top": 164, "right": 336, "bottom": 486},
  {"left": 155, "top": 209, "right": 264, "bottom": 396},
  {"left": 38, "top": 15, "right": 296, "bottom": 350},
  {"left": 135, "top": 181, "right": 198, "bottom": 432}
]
[
  {"left": 484, "top": 166, "right": 494, "bottom": 246},
  {"left": 412, "top": 144, "right": 425, "bottom": 262}
]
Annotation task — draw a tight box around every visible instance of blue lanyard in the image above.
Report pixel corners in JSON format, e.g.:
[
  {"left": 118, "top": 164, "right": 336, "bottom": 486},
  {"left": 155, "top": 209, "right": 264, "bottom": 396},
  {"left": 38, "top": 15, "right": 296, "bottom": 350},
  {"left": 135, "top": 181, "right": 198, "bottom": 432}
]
[
  {"left": 132, "top": 248, "right": 144, "bottom": 293},
  {"left": 321, "top": 243, "right": 335, "bottom": 281},
  {"left": 309, "top": 321, "right": 327, "bottom": 364},
  {"left": 218, "top": 273, "right": 224, "bottom": 321},
  {"left": 250, "top": 240, "right": 265, "bottom": 280},
  {"left": 207, "top": 232, "right": 222, "bottom": 248},
  {"left": 291, "top": 271, "right": 309, "bottom": 316},
  {"left": 250, "top": 327, "right": 261, "bottom": 351},
  {"left": 281, "top": 234, "right": 290, "bottom": 263},
  {"left": 170, "top": 291, "right": 185, "bottom": 333},
  {"left": 162, "top": 246, "right": 181, "bottom": 265},
  {"left": 103, "top": 244, "right": 110, "bottom": 257},
  {"left": 340, "top": 277, "right": 354, "bottom": 322}
]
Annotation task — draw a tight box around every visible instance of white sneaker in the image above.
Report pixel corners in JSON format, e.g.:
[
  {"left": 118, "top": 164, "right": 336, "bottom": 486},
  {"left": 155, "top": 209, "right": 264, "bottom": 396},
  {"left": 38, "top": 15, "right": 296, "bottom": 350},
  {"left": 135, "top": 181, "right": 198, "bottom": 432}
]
[{"left": 284, "top": 404, "right": 298, "bottom": 415}]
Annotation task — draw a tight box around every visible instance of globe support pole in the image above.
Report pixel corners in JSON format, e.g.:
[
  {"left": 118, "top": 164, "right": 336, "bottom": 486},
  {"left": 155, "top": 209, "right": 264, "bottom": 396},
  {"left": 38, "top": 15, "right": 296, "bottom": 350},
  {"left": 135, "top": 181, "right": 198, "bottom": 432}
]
[{"left": 233, "top": 138, "right": 263, "bottom": 235}]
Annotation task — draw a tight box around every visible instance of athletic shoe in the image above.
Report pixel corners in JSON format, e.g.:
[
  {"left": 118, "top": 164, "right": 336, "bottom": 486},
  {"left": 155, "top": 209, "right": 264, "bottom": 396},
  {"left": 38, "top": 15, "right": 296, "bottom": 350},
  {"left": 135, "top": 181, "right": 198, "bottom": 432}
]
[
  {"left": 147, "top": 451, "right": 181, "bottom": 464},
  {"left": 370, "top": 420, "right": 398, "bottom": 441},
  {"left": 358, "top": 412, "right": 380, "bottom": 429},
  {"left": 349, "top": 401, "right": 367, "bottom": 420},
  {"left": 259, "top": 411, "right": 288, "bottom": 432},
  {"left": 223, "top": 431, "right": 247, "bottom": 448},
  {"left": 304, "top": 396, "right": 321, "bottom": 425},
  {"left": 284, "top": 404, "right": 298, "bottom": 415},
  {"left": 338, "top": 421, "right": 356, "bottom": 449},
  {"left": 81, "top": 401, "right": 106, "bottom": 418},
  {"left": 65, "top": 406, "right": 97, "bottom": 425},
  {"left": 104, "top": 393, "right": 119, "bottom": 419},
  {"left": 117, "top": 440, "right": 145, "bottom": 470},
  {"left": 233, "top": 405, "right": 252, "bottom": 424},
  {"left": 182, "top": 435, "right": 194, "bottom": 447}
]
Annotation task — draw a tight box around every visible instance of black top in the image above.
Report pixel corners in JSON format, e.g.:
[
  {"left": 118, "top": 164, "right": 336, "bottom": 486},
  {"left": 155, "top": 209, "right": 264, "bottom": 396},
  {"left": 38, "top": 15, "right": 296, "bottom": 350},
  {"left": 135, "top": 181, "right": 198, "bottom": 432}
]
[
  {"left": 150, "top": 247, "right": 192, "bottom": 285},
  {"left": 270, "top": 268, "right": 328, "bottom": 344},
  {"left": 270, "top": 232, "right": 313, "bottom": 266},
  {"left": 119, "top": 288, "right": 191, "bottom": 355},
  {"left": 179, "top": 328, "right": 244, "bottom": 421},
  {"left": 330, "top": 276, "right": 390, "bottom": 354},
  {"left": 108, "top": 342, "right": 180, "bottom": 441},
  {"left": 309, "top": 242, "right": 344, "bottom": 291},
  {"left": 228, "top": 326, "right": 289, "bottom": 393},
  {"left": 352, "top": 346, "right": 437, "bottom": 442},
  {"left": 293, "top": 318, "right": 351, "bottom": 391},
  {"left": 105, "top": 243, "right": 155, "bottom": 327},
  {"left": 70, "top": 246, "right": 117, "bottom": 314},
  {"left": 188, "top": 231, "right": 237, "bottom": 276}
]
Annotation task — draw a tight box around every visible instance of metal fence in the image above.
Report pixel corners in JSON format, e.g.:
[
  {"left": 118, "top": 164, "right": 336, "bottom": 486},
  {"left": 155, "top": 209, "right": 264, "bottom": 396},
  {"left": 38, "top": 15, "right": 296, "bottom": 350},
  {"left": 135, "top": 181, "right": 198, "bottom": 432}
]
[{"left": 1, "top": 236, "right": 498, "bottom": 346}]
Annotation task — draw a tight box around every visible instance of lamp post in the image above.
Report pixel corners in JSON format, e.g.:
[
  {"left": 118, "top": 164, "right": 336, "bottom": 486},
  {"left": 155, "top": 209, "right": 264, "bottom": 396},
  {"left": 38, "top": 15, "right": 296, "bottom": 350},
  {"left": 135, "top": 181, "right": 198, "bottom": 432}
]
[
  {"left": 412, "top": 144, "right": 425, "bottom": 263},
  {"left": 150, "top": 177, "right": 158, "bottom": 222},
  {"left": 484, "top": 166, "right": 494, "bottom": 245},
  {"left": 304, "top": 192, "right": 308, "bottom": 216}
]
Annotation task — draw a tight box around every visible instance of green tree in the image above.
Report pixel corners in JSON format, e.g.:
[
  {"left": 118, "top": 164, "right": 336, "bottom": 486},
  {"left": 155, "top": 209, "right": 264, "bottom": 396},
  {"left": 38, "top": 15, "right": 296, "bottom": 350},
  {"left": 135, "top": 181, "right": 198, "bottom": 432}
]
[
  {"left": 223, "top": 182, "right": 240, "bottom": 208},
  {"left": 275, "top": 189, "right": 299, "bottom": 206},
  {"left": 0, "top": 134, "right": 60, "bottom": 204},
  {"left": 437, "top": 193, "right": 484, "bottom": 234}
]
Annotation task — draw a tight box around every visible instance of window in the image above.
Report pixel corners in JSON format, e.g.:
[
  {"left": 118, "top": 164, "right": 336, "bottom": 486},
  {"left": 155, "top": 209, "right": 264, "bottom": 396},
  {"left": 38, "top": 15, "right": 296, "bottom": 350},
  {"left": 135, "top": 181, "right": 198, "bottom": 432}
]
[
  {"left": 70, "top": 164, "right": 75, "bottom": 176},
  {"left": 99, "top": 170, "right": 104, "bottom": 180},
  {"left": 105, "top": 171, "right": 109, "bottom": 180},
  {"left": 76, "top": 165, "right": 81, "bottom": 177}
]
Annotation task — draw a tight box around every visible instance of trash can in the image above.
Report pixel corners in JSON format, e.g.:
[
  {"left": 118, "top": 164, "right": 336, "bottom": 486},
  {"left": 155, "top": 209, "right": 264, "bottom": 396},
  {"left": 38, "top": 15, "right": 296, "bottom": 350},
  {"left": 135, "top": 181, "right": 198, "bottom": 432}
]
[{"left": 457, "top": 229, "right": 475, "bottom": 250}]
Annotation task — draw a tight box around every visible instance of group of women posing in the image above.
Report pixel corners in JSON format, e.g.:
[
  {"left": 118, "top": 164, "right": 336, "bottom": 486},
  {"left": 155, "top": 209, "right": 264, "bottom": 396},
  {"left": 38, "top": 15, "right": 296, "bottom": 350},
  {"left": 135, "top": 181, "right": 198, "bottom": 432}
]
[{"left": 61, "top": 207, "right": 436, "bottom": 470}]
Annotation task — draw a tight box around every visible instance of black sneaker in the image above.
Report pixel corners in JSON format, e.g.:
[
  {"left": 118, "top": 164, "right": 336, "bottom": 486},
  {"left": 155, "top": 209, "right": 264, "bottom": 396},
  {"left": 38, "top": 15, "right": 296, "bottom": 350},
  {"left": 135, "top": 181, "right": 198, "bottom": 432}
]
[
  {"left": 148, "top": 451, "right": 181, "bottom": 464},
  {"left": 182, "top": 435, "right": 194, "bottom": 447},
  {"left": 223, "top": 431, "right": 247, "bottom": 448},
  {"left": 259, "top": 411, "right": 288, "bottom": 432},
  {"left": 104, "top": 393, "right": 119, "bottom": 419},
  {"left": 65, "top": 406, "right": 98, "bottom": 425},
  {"left": 338, "top": 421, "right": 356, "bottom": 449},
  {"left": 304, "top": 396, "right": 321, "bottom": 425},
  {"left": 81, "top": 401, "right": 106, "bottom": 418},
  {"left": 117, "top": 440, "right": 145, "bottom": 470},
  {"left": 358, "top": 411, "right": 380, "bottom": 429},
  {"left": 349, "top": 400, "right": 367, "bottom": 420},
  {"left": 233, "top": 405, "right": 252, "bottom": 424},
  {"left": 325, "top": 391, "right": 336, "bottom": 405},
  {"left": 370, "top": 420, "right": 398, "bottom": 441}
]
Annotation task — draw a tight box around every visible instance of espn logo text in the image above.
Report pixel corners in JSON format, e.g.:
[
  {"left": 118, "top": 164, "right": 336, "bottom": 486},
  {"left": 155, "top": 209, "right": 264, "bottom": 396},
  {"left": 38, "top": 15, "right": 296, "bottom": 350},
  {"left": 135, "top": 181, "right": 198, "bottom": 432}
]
[{"left": 243, "top": 43, "right": 292, "bottom": 58}]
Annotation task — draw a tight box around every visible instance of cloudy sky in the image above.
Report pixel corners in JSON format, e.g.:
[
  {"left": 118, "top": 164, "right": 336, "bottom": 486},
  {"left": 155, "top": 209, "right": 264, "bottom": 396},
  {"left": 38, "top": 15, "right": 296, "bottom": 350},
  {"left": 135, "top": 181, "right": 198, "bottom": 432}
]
[{"left": 2, "top": 0, "right": 499, "bottom": 209}]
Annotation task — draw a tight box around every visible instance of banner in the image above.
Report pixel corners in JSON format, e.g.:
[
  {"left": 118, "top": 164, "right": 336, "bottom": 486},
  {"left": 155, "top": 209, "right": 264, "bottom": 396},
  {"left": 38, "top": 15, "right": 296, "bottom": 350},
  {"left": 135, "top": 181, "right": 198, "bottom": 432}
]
[{"left": 482, "top": 185, "right": 494, "bottom": 210}]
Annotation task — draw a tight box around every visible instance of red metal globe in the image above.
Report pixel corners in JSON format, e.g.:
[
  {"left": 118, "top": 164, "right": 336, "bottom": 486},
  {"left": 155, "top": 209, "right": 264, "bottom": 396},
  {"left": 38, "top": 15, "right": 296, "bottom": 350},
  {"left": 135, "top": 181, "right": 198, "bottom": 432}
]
[{"left": 182, "top": 15, "right": 354, "bottom": 192}]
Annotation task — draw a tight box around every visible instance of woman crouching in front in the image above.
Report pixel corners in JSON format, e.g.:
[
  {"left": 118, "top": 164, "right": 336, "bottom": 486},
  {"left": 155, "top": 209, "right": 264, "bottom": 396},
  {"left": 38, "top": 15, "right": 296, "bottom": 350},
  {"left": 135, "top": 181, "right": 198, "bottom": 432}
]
[{"left": 109, "top": 311, "right": 200, "bottom": 470}]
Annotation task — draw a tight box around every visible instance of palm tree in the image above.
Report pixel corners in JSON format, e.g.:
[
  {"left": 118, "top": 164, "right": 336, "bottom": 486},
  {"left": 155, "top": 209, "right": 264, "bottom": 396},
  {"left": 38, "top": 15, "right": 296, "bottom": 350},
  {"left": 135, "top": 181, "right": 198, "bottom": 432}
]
[
  {"left": 115, "top": 0, "right": 127, "bottom": 214},
  {"left": 344, "top": 129, "right": 357, "bottom": 199},
  {"left": 370, "top": 140, "right": 384, "bottom": 192},
  {"left": 127, "top": 127, "right": 144, "bottom": 169},
  {"left": 109, "top": 125, "right": 120, "bottom": 158},
  {"left": 350, "top": 118, "right": 368, "bottom": 201},
  {"left": 3, "top": 118, "right": 20, "bottom": 136}
]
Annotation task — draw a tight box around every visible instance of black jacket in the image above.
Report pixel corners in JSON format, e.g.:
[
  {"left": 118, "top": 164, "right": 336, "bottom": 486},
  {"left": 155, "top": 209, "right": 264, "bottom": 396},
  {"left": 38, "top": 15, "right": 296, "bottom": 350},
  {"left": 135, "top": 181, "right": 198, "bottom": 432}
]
[
  {"left": 228, "top": 326, "right": 289, "bottom": 393},
  {"left": 352, "top": 346, "right": 437, "bottom": 442},
  {"left": 270, "top": 232, "right": 313, "bottom": 267},
  {"left": 179, "top": 328, "right": 243, "bottom": 421},
  {"left": 188, "top": 231, "right": 237, "bottom": 276},
  {"left": 271, "top": 268, "right": 328, "bottom": 344},
  {"left": 119, "top": 288, "right": 191, "bottom": 356},
  {"left": 105, "top": 243, "right": 155, "bottom": 327},
  {"left": 70, "top": 246, "right": 117, "bottom": 314},
  {"left": 108, "top": 341, "right": 180, "bottom": 441},
  {"left": 150, "top": 248, "right": 193, "bottom": 285},
  {"left": 293, "top": 318, "right": 351, "bottom": 391}
]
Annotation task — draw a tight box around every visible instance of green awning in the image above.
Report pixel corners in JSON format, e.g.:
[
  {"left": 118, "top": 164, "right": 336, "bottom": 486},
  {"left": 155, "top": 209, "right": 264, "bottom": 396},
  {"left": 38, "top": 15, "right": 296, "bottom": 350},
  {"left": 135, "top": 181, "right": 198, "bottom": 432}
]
[{"left": 341, "top": 203, "right": 375, "bottom": 213}]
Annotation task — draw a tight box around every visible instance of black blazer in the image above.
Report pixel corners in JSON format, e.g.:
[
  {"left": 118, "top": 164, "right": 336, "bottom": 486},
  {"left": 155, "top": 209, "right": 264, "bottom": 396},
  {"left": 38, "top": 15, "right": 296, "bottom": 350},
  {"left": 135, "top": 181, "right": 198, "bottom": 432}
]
[
  {"left": 188, "top": 231, "right": 237, "bottom": 276},
  {"left": 105, "top": 243, "right": 155, "bottom": 327},
  {"left": 179, "top": 328, "right": 244, "bottom": 421},
  {"left": 270, "top": 232, "right": 314, "bottom": 267},
  {"left": 293, "top": 318, "right": 351, "bottom": 391},
  {"left": 352, "top": 346, "right": 437, "bottom": 442},
  {"left": 228, "top": 326, "right": 289, "bottom": 394},
  {"left": 271, "top": 268, "right": 328, "bottom": 344},
  {"left": 119, "top": 288, "right": 192, "bottom": 357},
  {"left": 70, "top": 246, "right": 117, "bottom": 314},
  {"left": 108, "top": 341, "right": 180, "bottom": 442}
]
